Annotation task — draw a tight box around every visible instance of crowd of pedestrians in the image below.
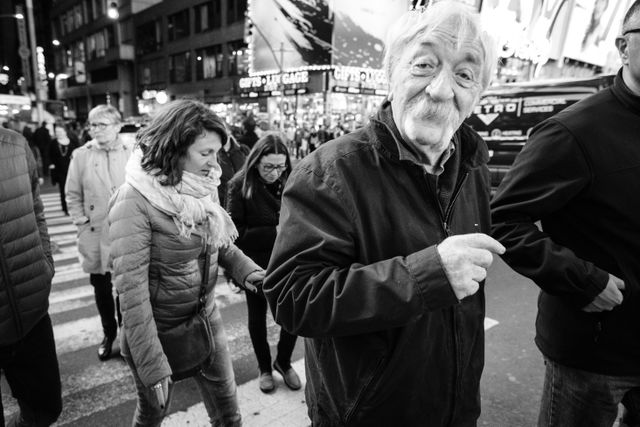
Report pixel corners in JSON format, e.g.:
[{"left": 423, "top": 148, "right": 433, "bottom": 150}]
[{"left": 1, "top": 1, "right": 639, "bottom": 426}]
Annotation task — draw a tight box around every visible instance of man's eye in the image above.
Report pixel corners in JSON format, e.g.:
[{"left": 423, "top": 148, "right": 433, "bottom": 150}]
[{"left": 411, "top": 62, "right": 436, "bottom": 75}]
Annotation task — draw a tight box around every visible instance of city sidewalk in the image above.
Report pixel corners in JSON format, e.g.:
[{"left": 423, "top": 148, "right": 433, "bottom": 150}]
[{"left": 163, "top": 359, "right": 310, "bottom": 426}]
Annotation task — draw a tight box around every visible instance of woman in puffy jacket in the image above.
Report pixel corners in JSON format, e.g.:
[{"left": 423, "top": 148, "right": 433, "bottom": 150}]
[
  {"left": 108, "top": 99, "right": 264, "bottom": 427},
  {"left": 226, "top": 134, "right": 300, "bottom": 394}
]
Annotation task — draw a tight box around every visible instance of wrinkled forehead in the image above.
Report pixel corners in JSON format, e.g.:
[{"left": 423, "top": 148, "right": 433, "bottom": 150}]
[{"left": 416, "top": 18, "right": 485, "bottom": 59}]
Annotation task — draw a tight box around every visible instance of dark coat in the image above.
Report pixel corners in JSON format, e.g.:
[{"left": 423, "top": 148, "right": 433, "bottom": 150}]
[
  {"left": 49, "top": 139, "right": 78, "bottom": 185},
  {"left": 264, "top": 102, "right": 492, "bottom": 426},
  {"left": 0, "top": 129, "right": 54, "bottom": 346},
  {"left": 226, "top": 172, "right": 283, "bottom": 269},
  {"left": 491, "top": 71, "right": 640, "bottom": 375},
  {"left": 218, "top": 140, "right": 249, "bottom": 207}
]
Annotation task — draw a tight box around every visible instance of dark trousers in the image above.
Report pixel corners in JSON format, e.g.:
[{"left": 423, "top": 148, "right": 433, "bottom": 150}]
[
  {"left": 90, "top": 273, "right": 121, "bottom": 339},
  {"left": 0, "top": 314, "right": 62, "bottom": 427},
  {"left": 56, "top": 178, "right": 67, "bottom": 214},
  {"left": 245, "top": 289, "right": 297, "bottom": 373}
]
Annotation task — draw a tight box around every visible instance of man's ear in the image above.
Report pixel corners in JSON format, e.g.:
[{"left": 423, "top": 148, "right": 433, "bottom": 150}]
[{"left": 616, "top": 36, "right": 629, "bottom": 64}]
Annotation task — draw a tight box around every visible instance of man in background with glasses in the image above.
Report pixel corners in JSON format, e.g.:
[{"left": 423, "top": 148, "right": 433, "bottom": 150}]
[
  {"left": 66, "top": 105, "right": 131, "bottom": 362},
  {"left": 492, "top": 1, "right": 640, "bottom": 426}
]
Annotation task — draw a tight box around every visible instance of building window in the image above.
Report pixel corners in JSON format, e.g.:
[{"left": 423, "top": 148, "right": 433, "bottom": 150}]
[
  {"left": 139, "top": 58, "right": 165, "bottom": 85},
  {"left": 170, "top": 52, "right": 191, "bottom": 83},
  {"left": 168, "top": 9, "right": 190, "bottom": 42},
  {"left": 59, "top": 15, "right": 67, "bottom": 36},
  {"left": 196, "top": 45, "right": 223, "bottom": 80},
  {"left": 227, "top": 0, "right": 247, "bottom": 24},
  {"left": 85, "top": 0, "right": 94, "bottom": 23},
  {"left": 65, "top": 10, "right": 74, "bottom": 33},
  {"left": 74, "top": 5, "right": 83, "bottom": 29},
  {"left": 136, "top": 19, "right": 163, "bottom": 55},
  {"left": 227, "top": 41, "right": 248, "bottom": 76},
  {"left": 194, "top": 1, "right": 221, "bottom": 33}
]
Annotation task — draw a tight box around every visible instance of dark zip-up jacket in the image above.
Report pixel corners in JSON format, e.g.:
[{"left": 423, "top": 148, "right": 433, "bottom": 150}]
[
  {"left": 264, "top": 102, "right": 492, "bottom": 426},
  {"left": 0, "top": 128, "right": 54, "bottom": 346},
  {"left": 491, "top": 70, "right": 640, "bottom": 375}
]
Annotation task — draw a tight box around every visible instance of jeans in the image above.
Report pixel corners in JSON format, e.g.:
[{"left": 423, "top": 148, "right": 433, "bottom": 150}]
[
  {"left": 539, "top": 357, "right": 640, "bottom": 427},
  {"left": 245, "top": 289, "right": 297, "bottom": 373},
  {"left": 124, "top": 306, "right": 241, "bottom": 427},
  {"left": 0, "top": 314, "right": 62, "bottom": 427},
  {"left": 90, "top": 273, "right": 121, "bottom": 339}
]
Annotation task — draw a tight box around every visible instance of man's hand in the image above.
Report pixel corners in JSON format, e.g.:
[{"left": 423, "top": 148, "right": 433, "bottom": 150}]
[
  {"left": 151, "top": 376, "right": 170, "bottom": 409},
  {"left": 583, "top": 274, "right": 625, "bottom": 312},
  {"left": 437, "top": 233, "right": 506, "bottom": 300},
  {"left": 244, "top": 270, "right": 266, "bottom": 293}
]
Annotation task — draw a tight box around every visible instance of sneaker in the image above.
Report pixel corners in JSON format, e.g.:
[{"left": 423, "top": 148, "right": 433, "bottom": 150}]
[
  {"left": 273, "top": 360, "right": 301, "bottom": 390},
  {"left": 259, "top": 372, "right": 275, "bottom": 393}
]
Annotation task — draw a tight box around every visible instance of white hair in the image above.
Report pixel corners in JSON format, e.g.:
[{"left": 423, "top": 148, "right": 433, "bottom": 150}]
[{"left": 383, "top": 1, "right": 498, "bottom": 91}]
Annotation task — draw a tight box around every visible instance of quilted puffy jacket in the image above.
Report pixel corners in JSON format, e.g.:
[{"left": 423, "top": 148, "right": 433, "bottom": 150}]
[
  {"left": 108, "top": 183, "right": 260, "bottom": 386},
  {"left": 0, "top": 128, "right": 54, "bottom": 346}
]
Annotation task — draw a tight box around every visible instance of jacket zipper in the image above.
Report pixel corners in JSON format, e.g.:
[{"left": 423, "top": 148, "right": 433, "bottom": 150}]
[
  {"left": 424, "top": 169, "right": 470, "bottom": 424},
  {"left": 0, "top": 242, "right": 24, "bottom": 338}
]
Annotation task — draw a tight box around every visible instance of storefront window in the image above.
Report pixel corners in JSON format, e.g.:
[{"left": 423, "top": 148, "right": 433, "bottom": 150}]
[
  {"left": 168, "top": 9, "right": 190, "bottom": 42},
  {"left": 170, "top": 52, "right": 192, "bottom": 83},
  {"left": 196, "top": 45, "right": 223, "bottom": 80}
]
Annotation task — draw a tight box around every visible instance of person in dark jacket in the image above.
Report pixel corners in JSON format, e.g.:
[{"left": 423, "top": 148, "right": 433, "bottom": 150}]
[
  {"left": 491, "top": 3, "right": 640, "bottom": 426},
  {"left": 50, "top": 123, "right": 79, "bottom": 215},
  {"left": 237, "top": 118, "right": 259, "bottom": 150},
  {"left": 262, "top": 3, "right": 503, "bottom": 426},
  {"left": 218, "top": 134, "right": 249, "bottom": 208},
  {"left": 226, "top": 133, "right": 300, "bottom": 394},
  {"left": 33, "top": 122, "right": 52, "bottom": 179},
  {"left": 0, "top": 128, "right": 62, "bottom": 426}
]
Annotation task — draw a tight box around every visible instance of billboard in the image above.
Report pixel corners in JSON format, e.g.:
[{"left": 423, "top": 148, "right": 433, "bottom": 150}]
[
  {"left": 249, "top": 0, "right": 333, "bottom": 73},
  {"left": 331, "top": 0, "right": 407, "bottom": 69},
  {"left": 562, "top": 0, "right": 631, "bottom": 67},
  {"left": 249, "top": 0, "right": 408, "bottom": 74}
]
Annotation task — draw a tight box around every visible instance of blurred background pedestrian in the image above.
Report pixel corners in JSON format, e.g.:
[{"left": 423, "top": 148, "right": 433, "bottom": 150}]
[{"left": 50, "top": 123, "right": 79, "bottom": 215}]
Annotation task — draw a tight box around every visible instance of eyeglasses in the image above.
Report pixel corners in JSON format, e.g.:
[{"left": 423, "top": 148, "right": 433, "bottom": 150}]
[
  {"left": 623, "top": 28, "right": 640, "bottom": 36},
  {"left": 88, "top": 122, "right": 113, "bottom": 131},
  {"left": 259, "top": 163, "right": 287, "bottom": 173}
]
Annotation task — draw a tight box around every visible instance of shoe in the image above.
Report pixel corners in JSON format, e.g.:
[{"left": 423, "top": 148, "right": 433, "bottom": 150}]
[
  {"left": 259, "top": 372, "right": 275, "bottom": 393},
  {"left": 273, "top": 360, "right": 301, "bottom": 390},
  {"left": 98, "top": 335, "right": 115, "bottom": 361}
]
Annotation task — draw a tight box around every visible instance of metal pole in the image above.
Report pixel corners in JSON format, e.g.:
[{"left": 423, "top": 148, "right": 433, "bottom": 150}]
[
  {"left": 279, "top": 43, "right": 285, "bottom": 133},
  {"left": 25, "top": 0, "right": 43, "bottom": 124}
]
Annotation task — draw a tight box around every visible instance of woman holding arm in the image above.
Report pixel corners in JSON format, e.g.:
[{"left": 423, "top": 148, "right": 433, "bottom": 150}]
[{"left": 109, "top": 99, "right": 264, "bottom": 426}]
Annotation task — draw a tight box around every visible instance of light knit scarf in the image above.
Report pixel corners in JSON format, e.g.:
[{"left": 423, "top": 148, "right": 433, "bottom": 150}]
[{"left": 125, "top": 148, "right": 238, "bottom": 248}]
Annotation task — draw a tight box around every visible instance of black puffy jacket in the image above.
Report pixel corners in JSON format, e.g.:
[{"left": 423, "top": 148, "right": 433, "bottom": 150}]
[{"left": 0, "top": 128, "right": 54, "bottom": 346}]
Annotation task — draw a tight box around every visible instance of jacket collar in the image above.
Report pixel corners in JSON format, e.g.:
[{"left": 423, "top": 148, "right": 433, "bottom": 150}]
[
  {"left": 368, "top": 100, "right": 488, "bottom": 170},
  {"left": 611, "top": 68, "right": 640, "bottom": 116},
  {"left": 85, "top": 138, "right": 126, "bottom": 151}
]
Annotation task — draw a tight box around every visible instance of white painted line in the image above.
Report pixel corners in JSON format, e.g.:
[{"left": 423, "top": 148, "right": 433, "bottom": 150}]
[{"left": 484, "top": 317, "right": 499, "bottom": 330}]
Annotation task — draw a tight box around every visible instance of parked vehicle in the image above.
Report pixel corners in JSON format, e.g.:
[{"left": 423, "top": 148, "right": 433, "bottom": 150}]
[{"left": 465, "top": 74, "right": 615, "bottom": 188}]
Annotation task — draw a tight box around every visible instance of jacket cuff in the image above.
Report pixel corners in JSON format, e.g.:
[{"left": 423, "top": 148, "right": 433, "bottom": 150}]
[
  {"left": 406, "top": 246, "right": 459, "bottom": 311},
  {"left": 73, "top": 215, "right": 89, "bottom": 226},
  {"left": 578, "top": 267, "right": 610, "bottom": 307}
]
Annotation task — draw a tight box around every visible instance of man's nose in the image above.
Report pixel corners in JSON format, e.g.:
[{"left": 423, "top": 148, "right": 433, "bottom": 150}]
[{"left": 425, "top": 72, "right": 454, "bottom": 101}]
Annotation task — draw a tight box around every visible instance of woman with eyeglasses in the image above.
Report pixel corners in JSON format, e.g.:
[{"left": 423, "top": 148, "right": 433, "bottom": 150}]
[
  {"left": 226, "top": 133, "right": 301, "bottom": 394},
  {"left": 66, "top": 105, "right": 129, "bottom": 362}
]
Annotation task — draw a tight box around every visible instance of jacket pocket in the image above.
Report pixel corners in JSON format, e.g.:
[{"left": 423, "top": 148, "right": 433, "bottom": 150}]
[{"left": 343, "top": 354, "right": 387, "bottom": 424}]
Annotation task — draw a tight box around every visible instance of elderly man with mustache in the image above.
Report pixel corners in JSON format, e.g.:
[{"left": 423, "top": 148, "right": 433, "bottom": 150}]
[{"left": 263, "top": 2, "right": 503, "bottom": 426}]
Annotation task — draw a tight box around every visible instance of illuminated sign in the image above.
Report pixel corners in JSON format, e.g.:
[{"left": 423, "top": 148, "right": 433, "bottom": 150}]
[
  {"left": 239, "top": 71, "right": 310, "bottom": 90},
  {"left": 333, "top": 66, "right": 386, "bottom": 86}
]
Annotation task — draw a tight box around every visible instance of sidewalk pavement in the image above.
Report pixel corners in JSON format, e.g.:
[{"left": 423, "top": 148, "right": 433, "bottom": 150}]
[{"left": 163, "top": 359, "right": 310, "bottom": 426}]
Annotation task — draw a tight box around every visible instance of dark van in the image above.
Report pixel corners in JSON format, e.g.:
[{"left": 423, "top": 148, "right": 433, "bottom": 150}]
[{"left": 465, "top": 74, "right": 615, "bottom": 188}]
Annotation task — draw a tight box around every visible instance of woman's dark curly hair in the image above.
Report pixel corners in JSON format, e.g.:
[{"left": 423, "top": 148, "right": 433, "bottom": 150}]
[
  {"left": 240, "top": 133, "right": 291, "bottom": 199},
  {"left": 136, "top": 99, "right": 228, "bottom": 186}
]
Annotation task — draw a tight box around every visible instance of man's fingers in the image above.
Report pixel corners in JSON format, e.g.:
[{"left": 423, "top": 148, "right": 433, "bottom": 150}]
[
  {"left": 610, "top": 274, "right": 626, "bottom": 290},
  {"left": 466, "top": 248, "right": 494, "bottom": 269},
  {"left": 457, "top": 233, "right": 506, "bottom": 254},
  {"left": 470, "top": 265, "right": 487, "bottom": 282}
]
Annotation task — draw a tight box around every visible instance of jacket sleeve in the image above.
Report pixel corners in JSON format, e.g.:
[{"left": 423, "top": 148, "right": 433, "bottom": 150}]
[
  {"left": 218, "top": 243, "right": 262, "bottom": 287},
  {"left": 491, "top": 119, "right": 609, "bottom": 307},
  {"left": 65, "top": 150, "right": 88, "bottom": 226},
  {"left": 109, "top": 189, "right": 171, "bottom": 386},
  {"left": 263, "top": 164, "right": 457, "bottom": 338},
  {"left": 27, "top": 140, "right": 53, "bottom": 268},
  {"left": 226, "top": 178, "right": 248, "bottom": 239}
]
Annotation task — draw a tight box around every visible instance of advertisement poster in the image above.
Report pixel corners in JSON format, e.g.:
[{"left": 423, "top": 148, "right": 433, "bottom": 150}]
[
  {"left": 562, "top": 0, "right": 631, "bottom": 66},
  {"left": 250, "top": 0, "right": 333, "bottom": 73},
  {"left": 331, "top": 0, "right": 407, "bottom": 69}
]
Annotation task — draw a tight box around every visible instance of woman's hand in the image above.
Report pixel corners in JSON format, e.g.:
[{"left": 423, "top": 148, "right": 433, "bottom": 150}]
[
  {"left": 151, "top": 376, "right": 171, "bottom": 409},
  {"left": 244, "top": 270, "right": 266, "bottom": 293}
]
